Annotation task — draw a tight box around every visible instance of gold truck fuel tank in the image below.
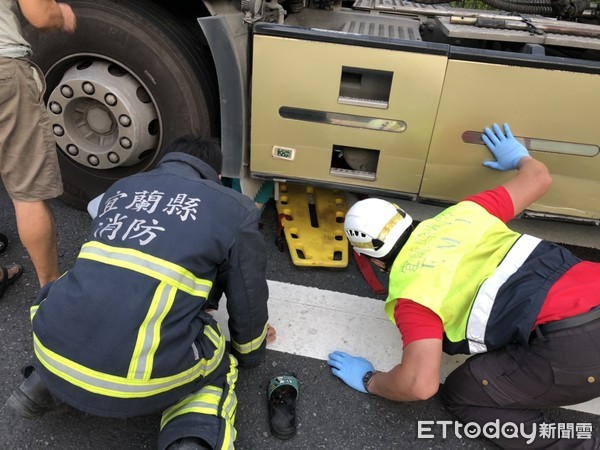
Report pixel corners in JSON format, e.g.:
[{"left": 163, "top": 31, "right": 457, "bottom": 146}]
[
  {"left": 250, "top": 21, "right": 600, "bottom": 221},
  {"left": 422, "top": 46, "right": 600, "bottom": 221},
  {"left": 250, "top": 22, "right": 446, "bottom": 196}
]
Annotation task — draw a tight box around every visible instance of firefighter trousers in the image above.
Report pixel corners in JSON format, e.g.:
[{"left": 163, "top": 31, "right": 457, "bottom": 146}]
[{"left": 158, "top": 353, "right": 239, "bottom": 450}]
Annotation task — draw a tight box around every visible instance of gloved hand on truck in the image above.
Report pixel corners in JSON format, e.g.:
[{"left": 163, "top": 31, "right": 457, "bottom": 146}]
[{"left": 481, "top": 123, "right": 530, "bottom": 171}]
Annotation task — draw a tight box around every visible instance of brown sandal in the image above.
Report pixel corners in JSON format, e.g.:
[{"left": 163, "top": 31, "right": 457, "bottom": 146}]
[{"left": 0, "top": 265, "right": 23, "bottom": 300}]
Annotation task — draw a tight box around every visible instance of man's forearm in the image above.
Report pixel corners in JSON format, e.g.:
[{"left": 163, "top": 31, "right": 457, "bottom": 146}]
[
  {"left": 503, "top": 156, "right": 552, "bottom": 216},
  {"left": 367, "top": 366, "right": 439, "bottom": 402},
  {"left": 481, "top": 123, "right": 552, "bottom": 218},
  {"left": 18, "top": 0, "right": 66, "bottom": 31}
]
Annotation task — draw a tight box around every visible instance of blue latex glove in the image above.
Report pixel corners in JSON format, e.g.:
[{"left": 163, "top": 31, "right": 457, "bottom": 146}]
[
  {"left": 327, "top": 351, "right": 374, "bottom": 393},
  {"left": 481, "top": 123, "right": 529, "bottom": 171}
]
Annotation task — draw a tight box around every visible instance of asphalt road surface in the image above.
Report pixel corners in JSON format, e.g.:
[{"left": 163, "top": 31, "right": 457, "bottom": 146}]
[{"left": 0, "top": 185, "right": 598, "bottom": 449}]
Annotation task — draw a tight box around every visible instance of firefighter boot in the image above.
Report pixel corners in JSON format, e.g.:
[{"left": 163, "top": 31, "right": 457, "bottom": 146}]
[{"left": 6, "top": 368, "right": 60, "bottom": 419}]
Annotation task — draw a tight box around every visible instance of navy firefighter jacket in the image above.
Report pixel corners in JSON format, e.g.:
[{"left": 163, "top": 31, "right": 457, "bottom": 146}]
[{"left": 30, "top": 152, "right": 269, "bottom": 417}]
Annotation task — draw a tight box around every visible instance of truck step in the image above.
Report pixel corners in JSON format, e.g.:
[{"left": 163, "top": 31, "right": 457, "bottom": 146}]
[
  {"left": 276, "top": 183, "right": 349, "bottom": 268},
  {"left": 352, "top": 0, "right": 482, "bottom": 16},
  {"left": 353, "top": 0, "right": 600, "bottom": 51},
  {"left": 340, "top": 19, "right": 421, "bottom": 40}
]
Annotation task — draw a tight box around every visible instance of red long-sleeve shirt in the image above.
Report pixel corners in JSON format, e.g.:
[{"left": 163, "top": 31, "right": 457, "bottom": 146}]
[{"left": 394, "top": 186, "right": 600, "bottom": 347}]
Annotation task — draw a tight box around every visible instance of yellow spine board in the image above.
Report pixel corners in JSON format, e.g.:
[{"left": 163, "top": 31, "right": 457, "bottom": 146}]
[{"left": 276, "top": 183, "right": 348, "bottom": 268}]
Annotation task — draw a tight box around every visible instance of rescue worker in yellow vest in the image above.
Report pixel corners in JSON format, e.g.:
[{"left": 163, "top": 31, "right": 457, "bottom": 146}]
[
  {"left": 329, "top": 123, "right": 600, "bottom": 449},
  {"left": 7, "top": 136, "right": 274, "bottom": 450}
]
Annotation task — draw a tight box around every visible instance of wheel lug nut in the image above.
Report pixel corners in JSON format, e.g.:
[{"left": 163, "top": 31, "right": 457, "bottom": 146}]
[
  {"left": 60, "top": 85, "right": 74, "bottom": 98},
  {"left": 82, "top": 82, "right": 95, "bottom": 95},
  {"left": 66, "top": 144, "right": 79, "bottom": 156},
  {"left": 88, "top": 155, "right": 100, "bottom": 166},
  {"left": 49, "top": 102, "right": 62, "bottom": 114},
  {"left": 119, "top": 115, "right": 131, "bottom": 127},
  {"left": 105, "top": 94, "right": 117, "bottom": 106},
  {"left": 120, "top": 137, "right": 132, "bottom": 149},
  {"left": 53, "top": 125, "right": 64, "bottom": 136}
]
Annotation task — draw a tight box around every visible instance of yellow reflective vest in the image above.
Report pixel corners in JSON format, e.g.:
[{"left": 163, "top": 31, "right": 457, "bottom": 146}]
[{"left": 386, "top": 201, "right": 578, "bottom": 354}]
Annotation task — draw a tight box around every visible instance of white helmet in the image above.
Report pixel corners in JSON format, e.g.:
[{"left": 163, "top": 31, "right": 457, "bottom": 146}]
[{"left": 344, "top": 198, "right": 413, "bottom": 259}]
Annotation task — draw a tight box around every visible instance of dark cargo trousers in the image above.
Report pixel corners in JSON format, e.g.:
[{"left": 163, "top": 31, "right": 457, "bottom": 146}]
[{"left": 441, "top": 315, "right": 600, "bottom": 449}]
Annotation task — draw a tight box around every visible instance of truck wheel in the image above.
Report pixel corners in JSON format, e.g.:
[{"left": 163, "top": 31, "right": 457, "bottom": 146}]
[{"left": 24, "top": 0, "right": 218, "bottom": 210}]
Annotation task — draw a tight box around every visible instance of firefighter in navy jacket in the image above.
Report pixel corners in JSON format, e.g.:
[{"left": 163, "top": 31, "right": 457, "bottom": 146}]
[{"left": 8, "top": 137, "right": 272, "bottom": 450}]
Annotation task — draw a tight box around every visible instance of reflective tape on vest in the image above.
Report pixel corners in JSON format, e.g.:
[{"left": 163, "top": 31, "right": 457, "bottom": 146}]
[
  {"left": 79, "top": 241, "right": 212, "bottom": 298},
  {"left": 466, "top": 234, "right": 541, "bottom": 354}
]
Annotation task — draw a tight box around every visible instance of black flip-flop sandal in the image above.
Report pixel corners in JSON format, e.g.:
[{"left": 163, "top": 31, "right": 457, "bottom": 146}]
[
  {"left": 267, "top": 374, "right": 299, "bottom": 440},
  {"left": 0, "top": 265, "right": 23, "bottom": 300}
]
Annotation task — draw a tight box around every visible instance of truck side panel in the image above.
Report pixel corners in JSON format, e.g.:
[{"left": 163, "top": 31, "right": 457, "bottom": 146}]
[
  {"left": 423, "top": 54, "right": 600, "bottom": 219},
  {"left": 250, "top": 27, "right": 446, "bottom": 195}
]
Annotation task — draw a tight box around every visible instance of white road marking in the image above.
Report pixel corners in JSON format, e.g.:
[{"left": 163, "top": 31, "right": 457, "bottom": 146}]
[{"left": 213, "top": 280, "right": 599, "bottom": 415}]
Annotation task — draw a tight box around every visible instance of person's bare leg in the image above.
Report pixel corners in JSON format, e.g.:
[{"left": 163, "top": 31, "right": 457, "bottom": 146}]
[{"left": 13, "top": 199, "right": 60, "bottom": 286}]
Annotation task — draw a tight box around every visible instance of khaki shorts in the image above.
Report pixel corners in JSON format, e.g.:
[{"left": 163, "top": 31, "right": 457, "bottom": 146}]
[{"left": 0, "top": 57, "right": 63, "bottom": 202}]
